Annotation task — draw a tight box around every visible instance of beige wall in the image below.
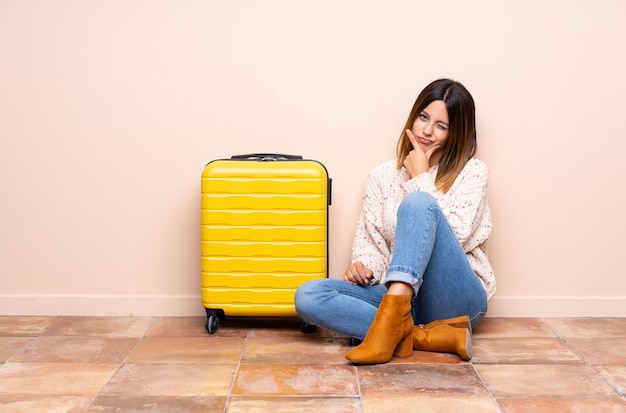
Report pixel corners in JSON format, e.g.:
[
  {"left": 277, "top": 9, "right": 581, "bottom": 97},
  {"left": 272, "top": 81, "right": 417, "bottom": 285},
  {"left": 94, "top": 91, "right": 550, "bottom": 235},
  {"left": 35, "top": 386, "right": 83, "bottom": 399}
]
[{"left": 1, "top": 0, "right": 625, "bottom": 317}]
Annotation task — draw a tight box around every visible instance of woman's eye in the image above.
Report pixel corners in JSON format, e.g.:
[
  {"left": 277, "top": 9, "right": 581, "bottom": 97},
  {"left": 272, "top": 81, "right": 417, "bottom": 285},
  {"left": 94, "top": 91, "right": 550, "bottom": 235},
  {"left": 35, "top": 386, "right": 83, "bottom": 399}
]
[
  {"left": 419, "top": 113, "right": 428, "bottom": 120},
  {"left": 436, "top": 124, "right": 448, "bottom": 131}
]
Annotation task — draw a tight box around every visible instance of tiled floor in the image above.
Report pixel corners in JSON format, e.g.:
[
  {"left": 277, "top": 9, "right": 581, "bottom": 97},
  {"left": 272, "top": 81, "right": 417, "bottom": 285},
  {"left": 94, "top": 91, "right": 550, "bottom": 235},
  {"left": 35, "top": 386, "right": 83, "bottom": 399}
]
[{"left": 1, "top": 316, "right": 626, "bottom": 412}]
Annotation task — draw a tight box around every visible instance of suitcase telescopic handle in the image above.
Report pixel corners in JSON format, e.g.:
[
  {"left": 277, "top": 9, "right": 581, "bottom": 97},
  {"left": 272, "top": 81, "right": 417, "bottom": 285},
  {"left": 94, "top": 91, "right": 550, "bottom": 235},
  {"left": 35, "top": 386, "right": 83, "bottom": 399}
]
[{"left": 231, "top": 153, "right": 303, "bottom": 161}]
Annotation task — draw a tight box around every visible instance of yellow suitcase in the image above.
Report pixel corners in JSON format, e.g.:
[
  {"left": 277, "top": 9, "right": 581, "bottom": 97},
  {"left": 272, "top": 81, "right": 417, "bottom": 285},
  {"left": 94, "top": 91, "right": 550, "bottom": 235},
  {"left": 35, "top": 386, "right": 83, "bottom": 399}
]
[{"left": 201, "top": 154, "right": 331, "bottom": 333}]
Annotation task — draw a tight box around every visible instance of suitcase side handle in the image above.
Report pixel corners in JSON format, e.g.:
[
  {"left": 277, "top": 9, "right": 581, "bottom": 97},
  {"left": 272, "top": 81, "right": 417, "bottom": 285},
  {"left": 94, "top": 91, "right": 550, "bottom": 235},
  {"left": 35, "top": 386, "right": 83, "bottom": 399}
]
[{"left": 230, "top": 153, "right": 303, "bottom": 161}]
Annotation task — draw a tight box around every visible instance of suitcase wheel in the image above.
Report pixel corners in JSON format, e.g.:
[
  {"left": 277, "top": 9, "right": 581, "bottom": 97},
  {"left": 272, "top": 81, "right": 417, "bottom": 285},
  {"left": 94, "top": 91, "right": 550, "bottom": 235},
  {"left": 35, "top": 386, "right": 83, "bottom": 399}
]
[
  {"left": 300, "top": 320, "right": 317, "bottom": 334},
  {"left": 206, "top": 314, "right": 219, "bottom": 334},
  {"left": 204, "top": 309, "right": 225, "bottom": 334}
]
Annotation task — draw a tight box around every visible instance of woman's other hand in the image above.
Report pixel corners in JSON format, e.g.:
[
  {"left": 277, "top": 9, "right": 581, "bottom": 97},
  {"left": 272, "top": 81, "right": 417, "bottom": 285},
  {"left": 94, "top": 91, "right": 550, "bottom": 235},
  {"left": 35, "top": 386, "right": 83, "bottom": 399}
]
[{"left": 343, "top": 262, "right": 373, "bottom": 286}]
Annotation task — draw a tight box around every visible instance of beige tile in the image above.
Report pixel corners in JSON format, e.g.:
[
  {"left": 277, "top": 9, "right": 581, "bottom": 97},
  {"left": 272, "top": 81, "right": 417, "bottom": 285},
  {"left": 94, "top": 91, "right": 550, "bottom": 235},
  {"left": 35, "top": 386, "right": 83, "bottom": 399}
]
[
  {"left": 100, "top": 364, "right": 236, "bottom": 397},
  {"left": 87, "top": 396, "right": 227, "bottom": 412},
  {"left": 497, "top": 397, "right": 626, "bottom": 412},
  {"left": 226, "top": 397, "right": 362, "bottom": 413},
  {"left": 308, "top": 326, "right": 355, "bottom": 339},
  {"left": 0, "top": 337, "right": 32, "bottom": 362},
  {"left": 232, "top": 364, "right": 358, "bottom": 397},
  {"left": 473, "top": 318, "right": 555, "bottom": 338},
  {"left": 44, "top": 316, "right": 154, "bottom": 338},
  {"left": 566, "top": 337, "right": 626, "bottom": 365},
  {"left": 11, "top": 336, "right": 138, "bottom": 363},
  {"left": 242, "top": 336, "right": 350, "bottom": 364},
  {"left": 245, "top": 317, "right": 311, "bottom": 338},
  {"left": 0, "top": 363, "right": 118, "bottom": 395},
  {"left": 542, "top": 317, "right": 626, "bottom": 338},
  {"left": 242, "top": 317, "right": 350, "bottom": 339},
  {"left": 0, "top": 395, "right": 93, "bottom": 413},
  {"left": 1, "top": 315, "right": 621, "bottom": 411},
  {"left": 363, "top": 395, "right": 501, "bottom": 413},
  {"left": 147, "top": 316, "right": 247, "bottom": 338},
  {"left": 472, "top": 338, "right": 582, "bottom": 364},
  {"left": 126, "top": 337, "right": 243, "bottom": 364},
  {"left": 146, "top": 316, "right": 212, "bottom": 337},
  {"left": 475, "top": 364, "right": 619, "bottom": 398},
  {"left": 358, "top": 364, "right": 488, "bottom": 396},
  {"left": 0, "top": 316, "right": 59, "bottom": 337},
  {"left": 596, "top": 365, "right": 626, "bottom": 396}
]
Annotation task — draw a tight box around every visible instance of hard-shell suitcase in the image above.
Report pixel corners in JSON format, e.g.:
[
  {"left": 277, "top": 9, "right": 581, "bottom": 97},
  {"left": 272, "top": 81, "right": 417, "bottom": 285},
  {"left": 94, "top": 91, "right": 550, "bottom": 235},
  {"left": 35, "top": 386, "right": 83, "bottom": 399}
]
[{"left": 201, "top": 154, "right": 331, "bottom": 334}]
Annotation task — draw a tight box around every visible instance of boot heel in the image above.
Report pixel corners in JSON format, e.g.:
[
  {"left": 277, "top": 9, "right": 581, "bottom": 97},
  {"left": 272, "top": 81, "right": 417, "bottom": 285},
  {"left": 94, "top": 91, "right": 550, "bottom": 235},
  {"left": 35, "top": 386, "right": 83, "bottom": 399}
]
[
  {"left": 460, "top": 329, "right": 472, "bottom": 361},
  {"left": 393, "top": 333, "right": 413, "bottom": 358}
]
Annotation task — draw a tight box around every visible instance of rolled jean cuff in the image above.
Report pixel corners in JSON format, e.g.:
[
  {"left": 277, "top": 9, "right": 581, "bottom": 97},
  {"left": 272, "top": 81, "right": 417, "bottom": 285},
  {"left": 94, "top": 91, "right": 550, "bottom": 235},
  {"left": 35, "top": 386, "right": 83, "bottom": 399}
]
[{"left": 385, "top": 269, "right": 422, "bottom": 296}]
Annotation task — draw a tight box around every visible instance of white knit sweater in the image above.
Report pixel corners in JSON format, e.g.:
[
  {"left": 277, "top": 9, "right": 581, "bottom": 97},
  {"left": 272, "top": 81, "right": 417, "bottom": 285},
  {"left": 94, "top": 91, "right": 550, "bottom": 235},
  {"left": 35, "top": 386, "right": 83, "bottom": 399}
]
[{"left": 351, "top": 158, "right": 496, "bottom": 300}]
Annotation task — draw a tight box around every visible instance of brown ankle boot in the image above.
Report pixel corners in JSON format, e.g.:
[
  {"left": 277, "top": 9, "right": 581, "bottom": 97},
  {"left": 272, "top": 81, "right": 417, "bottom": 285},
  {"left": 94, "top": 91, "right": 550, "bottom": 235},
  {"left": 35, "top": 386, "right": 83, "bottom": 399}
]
[
  {"left": 421, "top": 315, "right": 472, "bottom": 334},
  {"left": 413, "top": 324, "right": 472, "bottom": 361},
  {"left": 345, "top": 294, "right": 413, "bottom": 364}
]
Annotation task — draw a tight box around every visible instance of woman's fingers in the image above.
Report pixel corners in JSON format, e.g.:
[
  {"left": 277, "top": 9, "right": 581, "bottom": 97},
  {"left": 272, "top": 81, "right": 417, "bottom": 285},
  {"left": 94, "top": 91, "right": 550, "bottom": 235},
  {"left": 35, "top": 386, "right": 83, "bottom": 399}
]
[
  {"left": 406, "top": 129, "right": 420, "bottom": 152},
  {"left": 344, "top": 262, "right": 373, "bottom": 285},
  {"left": 425, "top": 144, "right": 441, "bottom": 159}
]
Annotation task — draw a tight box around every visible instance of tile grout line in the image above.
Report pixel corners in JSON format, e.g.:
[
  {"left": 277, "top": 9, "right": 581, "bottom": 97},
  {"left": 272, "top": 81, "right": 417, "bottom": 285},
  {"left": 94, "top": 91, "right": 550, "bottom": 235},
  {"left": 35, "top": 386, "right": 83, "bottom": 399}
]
[
  {"left": 222, "top": 324, "right": 250, "bottom": 413},
  {"left": 354, "top": 365, "right": 365, "bottom": 413},
  {"left": 41, "top": 315, "right": 64, "bottom": 334},
  {"left": 3, "top": 338, "right": 36, "bottom": 365},
  {"left": 82, "top": 316, "right": 159, "bottom": 413},
  {"left": 538, "top": 318, "right": 589, "bottom": 366},
  {"left": 469, "top": 320, "right": 504, "bottom": 411},
  {"left": 469, "top": 359, "right": 505, "bottom": 413},
  {"left": 539, "top": 318, "right": 625, "bottom": 400},
  {"left": 3, "top": 315, "right": 64, "bottom": 364},
  {"left": 558, "top": 342, "right": 625, "bottom": 397}
]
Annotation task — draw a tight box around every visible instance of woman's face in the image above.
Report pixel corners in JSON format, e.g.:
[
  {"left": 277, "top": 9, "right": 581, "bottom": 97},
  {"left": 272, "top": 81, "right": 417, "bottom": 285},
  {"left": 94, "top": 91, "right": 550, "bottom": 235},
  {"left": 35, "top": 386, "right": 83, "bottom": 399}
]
[{"left": 410, "top": 100, "right": 449, "bottom": 161}]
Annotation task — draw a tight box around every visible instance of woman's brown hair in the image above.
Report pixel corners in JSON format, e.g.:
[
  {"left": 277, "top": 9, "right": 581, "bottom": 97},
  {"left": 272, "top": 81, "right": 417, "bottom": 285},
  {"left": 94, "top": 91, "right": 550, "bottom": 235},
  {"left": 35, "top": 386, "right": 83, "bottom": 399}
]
[{"left": 396, "top": 79, "right": 477, "bottom": 193}]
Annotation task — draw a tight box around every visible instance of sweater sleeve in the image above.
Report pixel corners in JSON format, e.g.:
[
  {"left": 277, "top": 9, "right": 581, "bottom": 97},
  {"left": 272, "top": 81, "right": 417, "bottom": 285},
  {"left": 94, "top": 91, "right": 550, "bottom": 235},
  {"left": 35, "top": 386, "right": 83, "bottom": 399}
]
[{"left": 350, "top": 169, "right": 391, "bottom": 283}]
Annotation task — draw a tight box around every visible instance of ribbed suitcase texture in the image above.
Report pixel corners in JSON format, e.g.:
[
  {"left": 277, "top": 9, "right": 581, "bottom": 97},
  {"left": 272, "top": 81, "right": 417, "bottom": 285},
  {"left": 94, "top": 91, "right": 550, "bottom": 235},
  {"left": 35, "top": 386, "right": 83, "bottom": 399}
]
[{"left": 201, "top": 154, "right": 331, "bottom": 333}]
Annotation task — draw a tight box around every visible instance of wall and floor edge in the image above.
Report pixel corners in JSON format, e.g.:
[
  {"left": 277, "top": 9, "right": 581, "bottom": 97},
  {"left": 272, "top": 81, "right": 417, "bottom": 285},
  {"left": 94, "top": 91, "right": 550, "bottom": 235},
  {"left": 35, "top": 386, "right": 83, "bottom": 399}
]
[{"left": 1, "top": 295, "right": 625, "bottom": 317}]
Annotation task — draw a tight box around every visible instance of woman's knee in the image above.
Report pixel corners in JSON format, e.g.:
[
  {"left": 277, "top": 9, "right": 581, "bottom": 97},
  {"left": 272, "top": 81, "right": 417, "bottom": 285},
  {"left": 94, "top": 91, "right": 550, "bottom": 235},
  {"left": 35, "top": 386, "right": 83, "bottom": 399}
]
[
  {"left": 398, "top": 191, "right": 437, "bottom": 214},
  {"left": 295, "top": 278, "right": 328, "bottom": 298},
  {"left": 294, "top": 280, "right": 315, "bottom": 307},
  {"left": 294, "top": 279, "right": 330, "bottom": 314}
]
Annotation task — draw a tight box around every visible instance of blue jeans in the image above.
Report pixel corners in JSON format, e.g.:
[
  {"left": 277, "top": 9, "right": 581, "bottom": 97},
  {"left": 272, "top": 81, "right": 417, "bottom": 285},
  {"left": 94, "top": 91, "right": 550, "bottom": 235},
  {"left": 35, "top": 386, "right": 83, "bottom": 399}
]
[{"left": 295, "top": 192, "right": 487, "bottom": 339}]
